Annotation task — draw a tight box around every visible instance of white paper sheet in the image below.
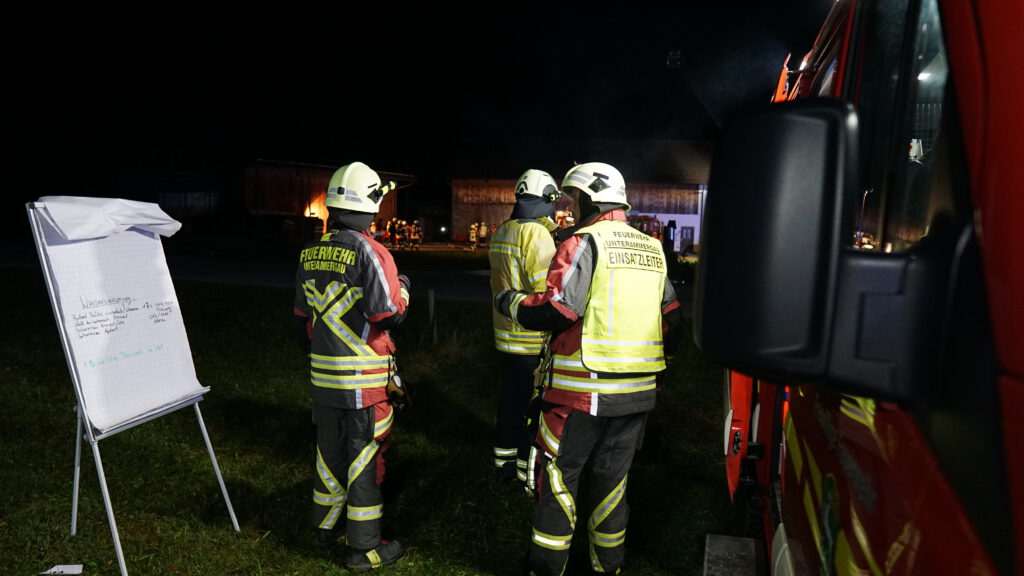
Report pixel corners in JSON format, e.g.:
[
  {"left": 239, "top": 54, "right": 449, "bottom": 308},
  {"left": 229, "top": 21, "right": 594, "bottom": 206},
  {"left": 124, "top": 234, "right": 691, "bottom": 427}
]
[
  {"left": 38, "top": 196, "right": 181, "bottom": 241},
  {"left": 39, "top": 565, "right": 83, "bottom": 575},
  {"left": 30, "top": 200, "right": 207, "bottom": 434}
]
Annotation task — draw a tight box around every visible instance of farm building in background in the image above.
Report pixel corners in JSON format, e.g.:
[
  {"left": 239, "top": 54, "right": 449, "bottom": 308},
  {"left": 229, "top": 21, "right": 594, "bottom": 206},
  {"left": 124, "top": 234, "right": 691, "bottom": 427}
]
[
  {"left": 450, "top": 139, "right": 713, "bottom": 252},
  {"left": 243, "top": 159, "right": 413, "bottom": 247},
  {"left": 153, "top": 139, "right": 713, "bottom": 253}
]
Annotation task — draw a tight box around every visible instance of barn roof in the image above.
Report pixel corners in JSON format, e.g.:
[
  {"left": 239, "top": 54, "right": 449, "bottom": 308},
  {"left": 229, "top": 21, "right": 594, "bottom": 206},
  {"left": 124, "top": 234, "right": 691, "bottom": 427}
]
[
  {"left": 249, "top": 158, "right": 418, "bottom": 190},
  {"left": 449, "top": 138, "right": 713, "bottom": 184}
]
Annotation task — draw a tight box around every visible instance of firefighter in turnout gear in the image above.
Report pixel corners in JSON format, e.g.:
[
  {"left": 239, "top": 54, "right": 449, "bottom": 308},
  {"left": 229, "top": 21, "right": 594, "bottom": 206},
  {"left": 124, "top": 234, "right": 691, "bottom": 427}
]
[
  {"left": 494, "top": 162, "right": 683, "bottom": 575},
  {"left": 293, "top": 161, "right": 407, "bottom": 571},
  {"left": 488, "top": 169, "right": 561, "bottom": 484}
]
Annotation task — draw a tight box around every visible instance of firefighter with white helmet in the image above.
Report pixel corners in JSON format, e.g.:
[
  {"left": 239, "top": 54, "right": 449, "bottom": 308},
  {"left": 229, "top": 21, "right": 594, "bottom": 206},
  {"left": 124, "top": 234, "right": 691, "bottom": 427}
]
[
  {"left": 495, "top": 162, "right": 683, "bottom": 576},
  {"left": 292, "top": 161, "right": 408, "bottom": 571},
  {"left": 488, "top": 168, "right": 561, "bottom": 484}
]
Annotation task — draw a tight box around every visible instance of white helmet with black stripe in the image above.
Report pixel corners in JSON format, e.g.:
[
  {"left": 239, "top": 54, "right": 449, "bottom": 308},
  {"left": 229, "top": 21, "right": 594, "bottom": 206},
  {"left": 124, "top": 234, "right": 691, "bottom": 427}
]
[
  {"left": 561, "top": 162, "right": 630, "bottom": 211},
  {"left": 515, "top": 169, "right": 562, "bottom": 203},
  {"left": 326, "top": 161, "right": 395, "bottom": 214}
]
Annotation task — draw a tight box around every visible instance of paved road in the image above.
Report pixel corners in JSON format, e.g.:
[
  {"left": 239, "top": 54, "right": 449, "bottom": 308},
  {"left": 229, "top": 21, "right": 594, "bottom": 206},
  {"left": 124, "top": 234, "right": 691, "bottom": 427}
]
[
  {"left": 161, "top": 244, "right": 493, "bottom": 303},
  {"left": 5, "top": 238, "right": 493, "bottom": 303},
  {"left": 5, "top": 239, "right": 689, "bottom": 311}
]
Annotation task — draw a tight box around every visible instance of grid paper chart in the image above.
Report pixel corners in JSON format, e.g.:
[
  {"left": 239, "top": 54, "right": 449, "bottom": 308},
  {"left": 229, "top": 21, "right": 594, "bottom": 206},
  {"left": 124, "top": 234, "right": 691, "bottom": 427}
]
[{"left": 38, "top": 215, "right": 207, "bottom": 433}]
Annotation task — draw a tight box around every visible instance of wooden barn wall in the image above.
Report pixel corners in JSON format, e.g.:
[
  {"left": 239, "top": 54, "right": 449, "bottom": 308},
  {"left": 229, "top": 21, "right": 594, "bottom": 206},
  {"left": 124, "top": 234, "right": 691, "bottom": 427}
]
[
  {"left": 450, "top": 179, "right": 518, "bottom": 239},
  {"left": 451, "top": 179, "right": 700, "bottom": 239},
  {"left": 245, "top": 163, "right": 333, "bottom": 215},
  {"left": 244, "top": 163, "right": 397, "bottom": 231},
  {"left": 626, "top": 183, "right": 701, "bottom": 214}
]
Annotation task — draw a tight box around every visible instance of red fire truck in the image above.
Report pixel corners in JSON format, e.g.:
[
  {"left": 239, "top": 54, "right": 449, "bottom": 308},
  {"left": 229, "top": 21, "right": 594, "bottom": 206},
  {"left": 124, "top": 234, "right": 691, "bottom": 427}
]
[{"left": 693, "top": 0, "right": 1023, "bottom": 574}]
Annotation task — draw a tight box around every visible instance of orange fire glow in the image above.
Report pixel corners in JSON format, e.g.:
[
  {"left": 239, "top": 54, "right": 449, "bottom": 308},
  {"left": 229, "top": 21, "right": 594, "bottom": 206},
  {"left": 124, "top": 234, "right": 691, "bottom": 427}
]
[{"left": 306, "top": 193, "right": 328, "bottom": 230}]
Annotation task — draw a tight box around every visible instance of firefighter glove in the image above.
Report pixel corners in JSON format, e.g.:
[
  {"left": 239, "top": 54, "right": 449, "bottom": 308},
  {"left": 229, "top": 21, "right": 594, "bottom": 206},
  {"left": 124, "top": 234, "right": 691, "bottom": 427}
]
[
  {"left": 494, "top": 289, "right": 518, "bottom": 317},
  {"left": 398, "top": 274, "right": 411, "bottom": 290}
]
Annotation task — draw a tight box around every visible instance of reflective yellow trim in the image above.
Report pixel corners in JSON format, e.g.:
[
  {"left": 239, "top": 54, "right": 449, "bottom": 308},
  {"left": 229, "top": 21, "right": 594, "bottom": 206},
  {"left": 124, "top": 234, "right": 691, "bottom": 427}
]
[
  {"left": 374, "top": 408, "right": 394, "bottom": 438},
  {"left": 840, "top": 395, "right": 876, "bottom": 431},
  {"left": 532, "top": 528, "right": 572, "bottom": 551},
  {"left": 317, "top": 447, "right": 344, "bottom": 494},
  {"left": 495, "top": 328, "right": 547, "bottom": 354},
  {"left": 495, "top": 445, "right": 516, "bottom": 468},
  {"left": 313, "top": 490, "right": 346, "bottom": 506},
  {"left": 589, "top": 528, "right": 626, "bottom": 547},
  {"left": 805, "top": 439, "right": 822, "bottom": 502},
  {"left": 849, "top": 505, "right": 883, "bottom": 576},
  {"left": 348, "top": 440, "right": 380, "bottom": 488},
  {"left": 803, "top": 484, "right": 822, "bottom": 563},
  {"left": 785, "top": 413, "right": 803, "bottom": 479},
  {"left": 304, "top": 280, "right": 373, "bottom": 356},
  {"left": 490, "top": 244, "right": 521, "bottom": 257},
  {"left": 884, "top": 522, "right": 913, "bottom": 573},
  {"left": 834, "top": 530, "right": 872, "bottom": 576},
  {"left": 589, "top": 474, "right": 627, "bottom": 530},
  {"left": 310, "top": 355, "right": 389, "bottom": 371},
  {"left": 540, "top": 416, "right": 561, "bottom": 454},
  {"left": 547, "top": 460, "right": 577, "bottom": 531},
  {"left": 365, "top": 548, "right": 382, "bottom": 568},
  {"left": 311, "top": 372, "right": 389, "bottom": 390},
  {"left": 577, "top": 220, "right": 667, "bottom": 374},
  {"left": 304, "top": 280, "right": 344, "bottom": 312},
  {"left": 315, "top": 447, "right": 346, "bottom": 530},
  {"left": 347, "top": 503, "right": 383, "bottom": 521},
  {"left": 550, "top": 374, "right": 656, "bottom": 394}
]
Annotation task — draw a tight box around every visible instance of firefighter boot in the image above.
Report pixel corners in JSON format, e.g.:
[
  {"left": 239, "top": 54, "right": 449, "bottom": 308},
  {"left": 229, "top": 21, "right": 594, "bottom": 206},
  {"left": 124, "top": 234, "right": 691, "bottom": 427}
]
[
  {"left": 313, "top": 527, "right": 346, "bottom": 548},
  {"left": 346, "top": 539, "right": 404, "bottom": 572}
]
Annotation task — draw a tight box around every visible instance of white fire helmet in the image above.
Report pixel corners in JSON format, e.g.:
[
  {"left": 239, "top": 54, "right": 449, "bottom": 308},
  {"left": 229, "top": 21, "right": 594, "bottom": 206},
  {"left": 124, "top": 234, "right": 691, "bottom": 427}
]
[
  {"left": 515, "top": 169, "right": 562, "bottom": 202},
  {"left": 561, "top": 162, "right": 630, "bottom": 211},
  {"left": 325, "top": 161, "right": 395, "bottom": 214}
]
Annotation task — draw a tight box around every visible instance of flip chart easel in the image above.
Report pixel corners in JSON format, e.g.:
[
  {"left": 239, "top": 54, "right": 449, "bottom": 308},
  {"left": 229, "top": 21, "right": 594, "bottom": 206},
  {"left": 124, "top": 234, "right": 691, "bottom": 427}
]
[{"left": 26, "top": 198, "right": 239, "bottom": 576}]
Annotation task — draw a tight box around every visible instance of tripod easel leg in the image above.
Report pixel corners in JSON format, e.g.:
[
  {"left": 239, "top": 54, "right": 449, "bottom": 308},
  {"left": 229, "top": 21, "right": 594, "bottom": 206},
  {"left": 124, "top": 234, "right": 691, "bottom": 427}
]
[
  {"left": 92, "top": 441, "right": 129, "bottom": 576},
  {"left": 194, "top": 404, "right": 240, "bottom": 531},
  {"left": 71, "top": 406, "right": 82, "bottom": 536}
]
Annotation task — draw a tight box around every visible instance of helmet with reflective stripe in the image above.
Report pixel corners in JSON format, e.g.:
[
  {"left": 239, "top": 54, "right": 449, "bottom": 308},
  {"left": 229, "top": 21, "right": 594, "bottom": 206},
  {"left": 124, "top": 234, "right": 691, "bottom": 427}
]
[
  {"left": 326, "top": 161, "right": 395, "bottom": 214},
  {"left": 515, "top": 169, "right": 562, "bottom": 202},
  {"left": 561, "top": 162, "right": 630, "bottom": 211}
]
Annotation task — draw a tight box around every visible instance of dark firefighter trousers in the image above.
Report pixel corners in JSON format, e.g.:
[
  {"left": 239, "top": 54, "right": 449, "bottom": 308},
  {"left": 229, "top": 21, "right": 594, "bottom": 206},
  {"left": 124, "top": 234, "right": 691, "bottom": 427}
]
[
  {"left": 529, "top": 410, "right": 648, "bottom": 576},
  {"left": 311, "top": 403, "right": 389, "bottom": 550},
  {"left": 495, "top": 352, "right": 541, "bottom": 480}
]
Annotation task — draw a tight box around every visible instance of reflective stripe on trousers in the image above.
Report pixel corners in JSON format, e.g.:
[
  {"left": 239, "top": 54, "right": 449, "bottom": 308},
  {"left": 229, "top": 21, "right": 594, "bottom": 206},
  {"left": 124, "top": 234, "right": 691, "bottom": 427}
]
[
  {"left": 311, "top": 403, "right": 391, "bottom": 550},
  {"left": 528, "top": 410, "right": 647, "bottom": 576}
]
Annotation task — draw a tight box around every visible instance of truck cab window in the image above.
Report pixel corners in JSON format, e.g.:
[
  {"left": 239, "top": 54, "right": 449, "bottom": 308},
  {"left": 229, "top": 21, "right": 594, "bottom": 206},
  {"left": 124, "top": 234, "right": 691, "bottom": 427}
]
[{"left": 883, "top": 0, "right": 948, "bottom": 252}]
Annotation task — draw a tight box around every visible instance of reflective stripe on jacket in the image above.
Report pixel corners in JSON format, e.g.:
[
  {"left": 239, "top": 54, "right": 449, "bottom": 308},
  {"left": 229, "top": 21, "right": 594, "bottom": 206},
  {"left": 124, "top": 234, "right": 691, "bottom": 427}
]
[
  {"left": 489, "top": 217, "right": 557, "bottom": 355},
  {"left": 512, "top": 210, "right": 677, "bottom": 417},
  {"left": 574, "top": 219, "right": 667, "bottom": 374},
  {"left": 294, "top": 229, "right": 408, "bottom": 409}
]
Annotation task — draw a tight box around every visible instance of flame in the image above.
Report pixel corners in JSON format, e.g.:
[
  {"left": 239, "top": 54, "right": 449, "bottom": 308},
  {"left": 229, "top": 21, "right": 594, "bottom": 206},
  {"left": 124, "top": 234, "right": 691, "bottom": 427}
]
[{"left": 306, "top": 193, "right": 328, "bottom": 230}]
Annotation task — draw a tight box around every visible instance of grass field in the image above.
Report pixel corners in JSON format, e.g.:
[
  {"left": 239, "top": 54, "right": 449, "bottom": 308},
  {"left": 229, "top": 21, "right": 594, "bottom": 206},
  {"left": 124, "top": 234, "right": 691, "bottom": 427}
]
[{"left": 0, "top": 253, "right": 732, "bottom": 576}]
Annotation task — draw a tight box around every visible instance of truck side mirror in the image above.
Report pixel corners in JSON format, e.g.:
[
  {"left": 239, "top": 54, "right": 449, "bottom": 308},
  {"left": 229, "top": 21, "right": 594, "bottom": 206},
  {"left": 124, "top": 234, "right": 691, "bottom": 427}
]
[
  {"left": 694, "top": 99, "right": 949, "bottom": 404},
  {"left": 694, "top": 100, "right": 856, "bottom": 380}
]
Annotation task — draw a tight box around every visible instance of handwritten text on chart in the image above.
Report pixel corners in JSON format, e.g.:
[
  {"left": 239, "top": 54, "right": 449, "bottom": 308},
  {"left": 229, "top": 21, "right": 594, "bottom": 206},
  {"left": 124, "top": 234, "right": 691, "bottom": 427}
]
[
  {"left": 72, "top": 295, "right": 176, "bottom": 340},
  {"left": 82, "top": 344, "right": 166, "bottom": 369}
]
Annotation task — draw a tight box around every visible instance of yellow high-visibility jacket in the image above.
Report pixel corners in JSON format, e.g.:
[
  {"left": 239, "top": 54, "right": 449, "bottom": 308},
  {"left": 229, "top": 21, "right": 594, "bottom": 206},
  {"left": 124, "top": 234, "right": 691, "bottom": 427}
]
[
  {"left": 489, "top": 217, "right": 557, "bottom": 355},
  {"left": 500, "top": 210, "right": 680, "bottom": 419}
]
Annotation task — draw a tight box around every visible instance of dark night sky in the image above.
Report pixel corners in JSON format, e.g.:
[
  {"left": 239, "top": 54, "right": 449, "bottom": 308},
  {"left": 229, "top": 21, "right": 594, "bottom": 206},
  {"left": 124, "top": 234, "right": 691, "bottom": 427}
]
[{"left": 12, "top": 1, "right": 831, "bottom": 221}]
